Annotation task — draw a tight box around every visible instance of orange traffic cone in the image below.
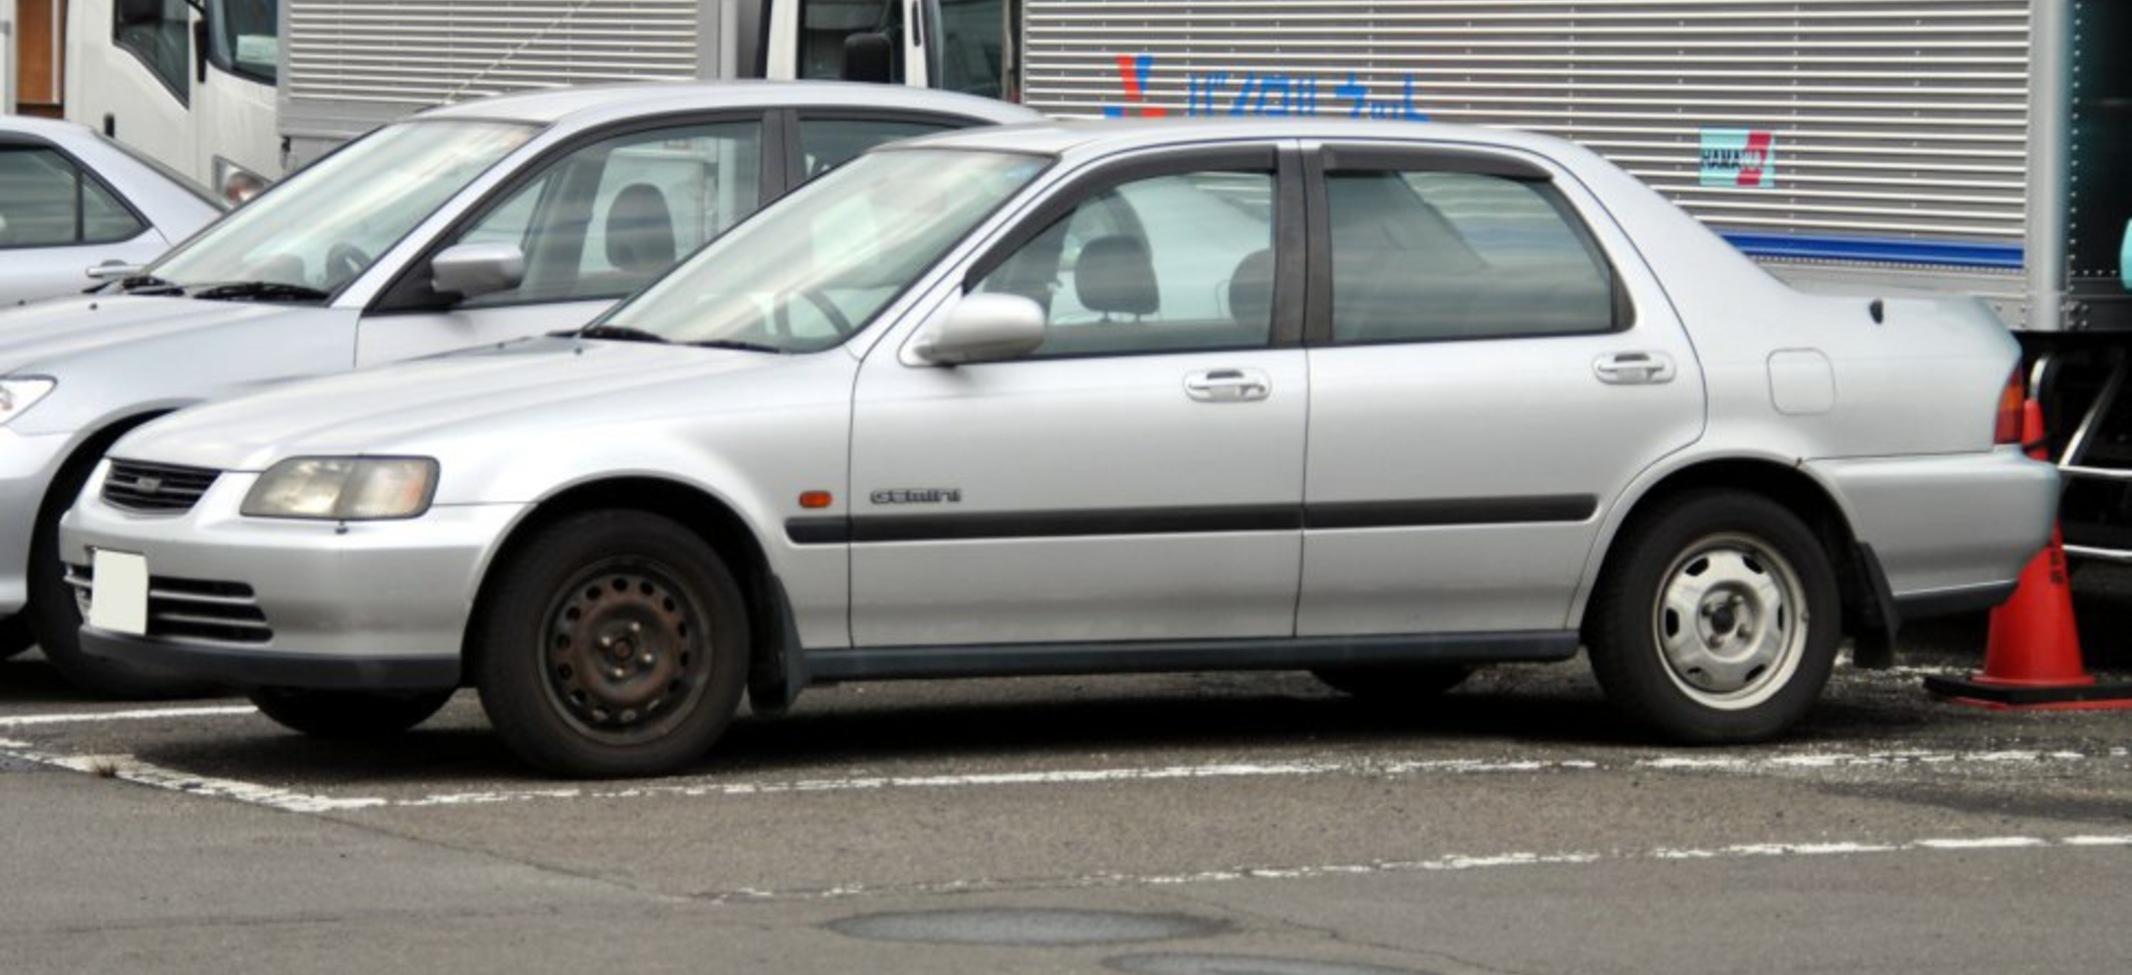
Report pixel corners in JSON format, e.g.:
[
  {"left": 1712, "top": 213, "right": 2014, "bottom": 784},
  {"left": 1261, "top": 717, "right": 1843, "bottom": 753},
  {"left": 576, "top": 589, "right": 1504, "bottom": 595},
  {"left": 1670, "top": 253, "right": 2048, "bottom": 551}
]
[{"left": 1924, "top": 400, "right": 2132, "bottom": 709}]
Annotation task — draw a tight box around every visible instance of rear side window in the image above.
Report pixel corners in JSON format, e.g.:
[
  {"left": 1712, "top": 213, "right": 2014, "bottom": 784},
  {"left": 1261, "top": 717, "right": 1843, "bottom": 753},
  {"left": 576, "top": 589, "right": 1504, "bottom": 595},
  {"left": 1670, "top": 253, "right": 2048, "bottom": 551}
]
[
  {"left": 1326, "top": 169, "right": 1616, "bottom": 344},
  {"left": 797, "top": 117, "right": 956, "bottom": 179},
  {"left": 0, "top": 147, "right": 148, "bottom": 248}
]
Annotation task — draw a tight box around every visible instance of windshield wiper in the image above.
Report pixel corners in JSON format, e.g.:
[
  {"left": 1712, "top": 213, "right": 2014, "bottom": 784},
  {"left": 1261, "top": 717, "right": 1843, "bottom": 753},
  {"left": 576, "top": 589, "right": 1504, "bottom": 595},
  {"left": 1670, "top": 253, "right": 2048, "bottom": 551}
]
[
  {"left": 118, "top": 274, "right": 185, "bottom": 296},
  {"left": 572, "top": 324, "right": 673, "bottom": 344},
  {"left": 688, "top": 339, "right": 787, "bottom": 354},
  {"left": 192, "top": 281, "right": 331, "bottom": 303}
]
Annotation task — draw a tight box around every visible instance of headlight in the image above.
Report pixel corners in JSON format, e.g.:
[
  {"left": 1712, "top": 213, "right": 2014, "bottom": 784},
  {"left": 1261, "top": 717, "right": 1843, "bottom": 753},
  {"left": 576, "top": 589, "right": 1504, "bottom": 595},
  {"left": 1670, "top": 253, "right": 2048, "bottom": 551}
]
[
  {"left": 241, "top": 457, "right": 439, "bottom": 521},
  {"left": 213, "top": 157, "right": 270, "bottom": 207},
  {"left": 0, "top": 378, "right": 57, "bottom": 425}
]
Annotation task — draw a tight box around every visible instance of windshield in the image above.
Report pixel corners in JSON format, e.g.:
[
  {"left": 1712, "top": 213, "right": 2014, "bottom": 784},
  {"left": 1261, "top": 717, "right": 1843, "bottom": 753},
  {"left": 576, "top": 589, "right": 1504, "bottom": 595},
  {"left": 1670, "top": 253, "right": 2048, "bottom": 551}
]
[
  {"left": 598, "top": 148, "right": 1049, "bottom": 352},
  {"left": 146, "top": 120, "right": 537, "bottom": 298},
  {"left": 210, "top": 0, "right": 279, "bottom": 84}
]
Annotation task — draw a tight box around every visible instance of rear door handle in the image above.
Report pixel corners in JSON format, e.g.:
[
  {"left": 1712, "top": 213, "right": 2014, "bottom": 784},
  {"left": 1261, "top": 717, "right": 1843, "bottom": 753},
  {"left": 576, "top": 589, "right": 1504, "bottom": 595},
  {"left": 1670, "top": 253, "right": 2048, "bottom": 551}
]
[
  {"left": 1594, "top": 351, "right": 1677, "bottom": 385},
  {"left": 1185, "top": 368, "right": 1272, "bottom": 402}
]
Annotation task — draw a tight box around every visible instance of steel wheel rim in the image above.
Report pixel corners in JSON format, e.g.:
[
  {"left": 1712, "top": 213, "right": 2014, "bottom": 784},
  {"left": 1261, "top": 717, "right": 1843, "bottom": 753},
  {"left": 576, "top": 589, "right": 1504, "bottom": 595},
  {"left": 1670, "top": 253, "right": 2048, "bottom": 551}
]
[
  {"left": 1650, "top": 531, "right": 1809, "bottom": 710},
  {"left": 539, "top": 556, "right": 714, "bottom": 745}
]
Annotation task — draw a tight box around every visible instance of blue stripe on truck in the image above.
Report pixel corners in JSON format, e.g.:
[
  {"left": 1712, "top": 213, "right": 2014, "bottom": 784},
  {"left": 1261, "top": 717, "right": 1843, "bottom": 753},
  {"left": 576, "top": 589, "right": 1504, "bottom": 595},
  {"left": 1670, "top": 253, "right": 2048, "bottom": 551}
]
[{"left": 1721, "top": 232, "right": 2024, "bottom": 270}]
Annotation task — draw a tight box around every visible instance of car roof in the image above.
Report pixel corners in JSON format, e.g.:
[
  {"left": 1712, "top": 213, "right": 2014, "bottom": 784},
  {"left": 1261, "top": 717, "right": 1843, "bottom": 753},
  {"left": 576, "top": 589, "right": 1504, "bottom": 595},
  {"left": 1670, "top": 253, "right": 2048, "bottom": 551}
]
[
  {"left": 882, "top": 116, "right": 1589, "bottom": 162},
  {"left": 0, "top": 113, "right": 108, "bottom": 146},
  {"left": 414, "top": 80, "right": 1041, "bottom": 128}
]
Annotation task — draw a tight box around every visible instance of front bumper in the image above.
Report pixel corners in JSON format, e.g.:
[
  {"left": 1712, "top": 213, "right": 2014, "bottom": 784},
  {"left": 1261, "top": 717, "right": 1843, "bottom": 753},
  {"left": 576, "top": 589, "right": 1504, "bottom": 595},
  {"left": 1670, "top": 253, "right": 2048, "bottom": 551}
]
[
  {"left": 1809, "top": 446, "right": 2059, "bottom": 616},
  {"left": 0, "top": 427, "right": 87, "bottom": 614},
  {"left": 60, "top": 463, "right": 527, "bottom": 691}
]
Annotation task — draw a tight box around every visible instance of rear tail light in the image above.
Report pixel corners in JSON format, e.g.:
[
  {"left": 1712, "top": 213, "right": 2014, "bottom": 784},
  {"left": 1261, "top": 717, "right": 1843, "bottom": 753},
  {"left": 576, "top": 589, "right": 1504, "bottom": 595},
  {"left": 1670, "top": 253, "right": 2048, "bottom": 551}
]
[{"left": 1993, "top": 368, "right": 2025, "bottom": 446}]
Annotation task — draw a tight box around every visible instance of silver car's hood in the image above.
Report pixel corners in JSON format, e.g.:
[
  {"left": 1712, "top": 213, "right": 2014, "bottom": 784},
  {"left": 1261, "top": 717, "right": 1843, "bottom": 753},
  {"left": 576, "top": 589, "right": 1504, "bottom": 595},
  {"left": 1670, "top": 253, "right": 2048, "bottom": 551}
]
[
  {"left": 113, "top": 336, "right": 796, "bottom": 471},
  {"left": 0, "top": 295, "right": 312, "bottom": 373}
]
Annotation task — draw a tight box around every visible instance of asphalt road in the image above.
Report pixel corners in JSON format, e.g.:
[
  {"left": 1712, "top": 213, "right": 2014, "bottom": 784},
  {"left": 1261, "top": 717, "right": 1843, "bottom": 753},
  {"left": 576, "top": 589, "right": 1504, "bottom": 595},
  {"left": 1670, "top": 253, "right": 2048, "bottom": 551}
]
[{"left": 2, "top": 611, "right": 2129, "bottom": 975}]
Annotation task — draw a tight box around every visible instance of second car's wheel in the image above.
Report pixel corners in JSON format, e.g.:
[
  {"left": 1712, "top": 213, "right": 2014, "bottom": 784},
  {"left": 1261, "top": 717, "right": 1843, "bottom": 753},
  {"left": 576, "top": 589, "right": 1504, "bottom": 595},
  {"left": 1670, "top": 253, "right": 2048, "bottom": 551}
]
[
  {"left": 474, "top": 510, "right": 748, "bottom": 779},
  {"left": 30, "top": 446, "right": 219, "bottom": 699},
  {"left": 1586, "top": 490, "right": 1841, "bottom": 744},
  {"left": 249, "top": 688, "right": 454, "bottom": 738},
  {"left": 1312, "top": 665, "right": 1471, "bottom": 701}
]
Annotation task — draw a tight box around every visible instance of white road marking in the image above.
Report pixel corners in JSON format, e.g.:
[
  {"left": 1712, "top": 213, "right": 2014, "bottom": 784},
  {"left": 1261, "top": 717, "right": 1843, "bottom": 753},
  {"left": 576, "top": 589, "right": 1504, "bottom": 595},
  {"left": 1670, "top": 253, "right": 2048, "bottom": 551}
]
[{"left": 0, "top": 705, "right": 255, "bottom": 727}]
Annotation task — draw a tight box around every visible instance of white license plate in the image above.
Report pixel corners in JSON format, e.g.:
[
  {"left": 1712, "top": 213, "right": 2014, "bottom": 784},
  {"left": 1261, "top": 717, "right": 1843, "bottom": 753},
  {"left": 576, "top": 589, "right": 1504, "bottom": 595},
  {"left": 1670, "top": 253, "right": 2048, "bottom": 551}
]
[{"left": 87, "top": 549, "right": 149, "bottom": 636}]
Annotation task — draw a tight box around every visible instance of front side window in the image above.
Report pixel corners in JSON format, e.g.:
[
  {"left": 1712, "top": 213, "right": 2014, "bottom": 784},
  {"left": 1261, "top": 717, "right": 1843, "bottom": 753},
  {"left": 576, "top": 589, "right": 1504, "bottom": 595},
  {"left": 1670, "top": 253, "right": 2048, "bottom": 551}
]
[
  {"left": 443, "top": 121, "right": 764, "bottom": 308},
  {"left": 148, "top": 120, "right": 537, "bottom": 297},
  {"left": 114, "top": 0, "right": 192, "bottom": 102},
  {"left": 601, "top": 148, "right": 1047, "bottom": 352},
  {"left": 0, "top": 147, "right": 147, "bottom": 248},
  {"left": 1327, "top": 168, "right": 1616, "bottom": 344},
  {"left": 976, "top": 169, "right": 1278, "bottom": 358},
  {"left": 209, "top": 0, "right": 279, "bottom": 84},
  {"left": 796, "top": 0, "right": 905, "bottom": 83}
]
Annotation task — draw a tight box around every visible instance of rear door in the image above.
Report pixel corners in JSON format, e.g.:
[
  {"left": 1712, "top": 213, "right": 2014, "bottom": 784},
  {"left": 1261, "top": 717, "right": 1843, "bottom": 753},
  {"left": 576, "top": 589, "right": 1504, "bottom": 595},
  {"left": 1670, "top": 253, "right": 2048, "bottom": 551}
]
[
  {"left": 847, "top": 144, "right": 1310, "bottom": 647},
  {"left": 1297, "top": 143, "right": 1705, "bottom": 636}
]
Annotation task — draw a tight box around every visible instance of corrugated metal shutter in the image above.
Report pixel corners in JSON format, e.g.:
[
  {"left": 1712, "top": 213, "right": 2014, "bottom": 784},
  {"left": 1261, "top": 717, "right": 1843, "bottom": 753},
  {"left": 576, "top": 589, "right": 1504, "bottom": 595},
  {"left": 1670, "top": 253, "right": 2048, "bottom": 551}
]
[
  {"left": 1022, "top": 0, "right": 2032, "bottom": 254},
  {"left": 286, "top": 1, "right": 704, "bottom": 110}
]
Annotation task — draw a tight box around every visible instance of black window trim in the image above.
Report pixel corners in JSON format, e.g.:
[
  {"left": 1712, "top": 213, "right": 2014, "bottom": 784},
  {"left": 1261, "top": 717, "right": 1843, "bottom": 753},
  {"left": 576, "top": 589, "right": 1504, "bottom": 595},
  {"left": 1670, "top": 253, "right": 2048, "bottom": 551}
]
[
  {"left": 1304, "top": 142, "right": 1636, "bottom": 348},
  {"left": 956, "top": 142, "right": 1303, "bottom": 361},
  {"left": 0, "top": 140, "right": 154, "bottom": 250}
]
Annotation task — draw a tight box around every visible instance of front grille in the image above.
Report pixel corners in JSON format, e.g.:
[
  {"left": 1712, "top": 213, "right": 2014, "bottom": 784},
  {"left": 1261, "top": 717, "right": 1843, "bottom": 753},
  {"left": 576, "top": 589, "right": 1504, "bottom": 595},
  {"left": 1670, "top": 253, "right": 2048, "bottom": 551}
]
[
  {"left": 66, "top": 564, "right": 272, "bottom": 644},
  {"left": 101, "top": 460, "right": 221, "bottom": 514}
]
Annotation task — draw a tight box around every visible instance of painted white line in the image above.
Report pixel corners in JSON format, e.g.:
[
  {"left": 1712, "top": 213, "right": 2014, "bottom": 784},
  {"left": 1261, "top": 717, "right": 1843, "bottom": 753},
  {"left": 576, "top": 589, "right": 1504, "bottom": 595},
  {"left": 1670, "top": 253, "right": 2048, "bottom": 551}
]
[
  {"left": 394, "top": 746, "right": 2125, "bottom": 808},
  {"left": 699, "top": 833, "right": 2132, "bottom": 903},
  {"left": 0, "top": 705, "right": 255, "bottom": 728},
  {"left": 13, "top": 749, "right": 378, "bottom": 814}
]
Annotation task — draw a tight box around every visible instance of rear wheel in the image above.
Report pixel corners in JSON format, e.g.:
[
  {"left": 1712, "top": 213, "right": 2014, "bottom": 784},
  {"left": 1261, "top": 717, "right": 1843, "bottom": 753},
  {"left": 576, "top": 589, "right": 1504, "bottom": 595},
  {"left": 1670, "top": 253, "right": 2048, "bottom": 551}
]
[
  {"left": 1587, "top": 490, "right": 1840, "bottom": 743},
  {"left": 474, "top": 511, "right": 748, "bottom": 778},
  {"left": 249, "top": 688, "right": 454, "bottom": 738},
  {"left": 1312, "top": 665, "right": 1471, "bottom": 700}
]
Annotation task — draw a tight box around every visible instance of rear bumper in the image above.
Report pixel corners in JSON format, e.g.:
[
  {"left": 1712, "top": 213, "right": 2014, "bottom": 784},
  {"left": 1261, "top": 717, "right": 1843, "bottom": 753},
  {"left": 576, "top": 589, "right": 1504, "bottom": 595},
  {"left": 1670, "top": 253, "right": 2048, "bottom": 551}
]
[{"left": 1809, "top": 447, "right": 2058, "bottom": 604}]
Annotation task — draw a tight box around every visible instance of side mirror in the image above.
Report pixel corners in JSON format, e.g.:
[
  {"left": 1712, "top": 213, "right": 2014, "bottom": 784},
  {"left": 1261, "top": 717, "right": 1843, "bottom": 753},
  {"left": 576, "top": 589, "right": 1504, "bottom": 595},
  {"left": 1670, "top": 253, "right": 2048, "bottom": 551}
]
[
  {"left": 841, "top": 33, "right": 895, "bottom": 84},
  {"left": 430, "top": 243, "right": 525, "bottom": 302},
  {"left": 913, "top": 294, "right": 1046, "bottom": 365}
]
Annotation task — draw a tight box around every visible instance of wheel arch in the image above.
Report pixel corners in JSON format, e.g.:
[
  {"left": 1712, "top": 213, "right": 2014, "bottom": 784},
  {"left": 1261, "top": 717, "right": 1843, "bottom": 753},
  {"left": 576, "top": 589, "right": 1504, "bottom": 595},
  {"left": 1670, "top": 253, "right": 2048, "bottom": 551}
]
[
  {"left": 1577, "top": 457, "right": 1890, "bottom": 663},
  {"left": 461, "top": 475, "right": 799, "bottom": 708}
]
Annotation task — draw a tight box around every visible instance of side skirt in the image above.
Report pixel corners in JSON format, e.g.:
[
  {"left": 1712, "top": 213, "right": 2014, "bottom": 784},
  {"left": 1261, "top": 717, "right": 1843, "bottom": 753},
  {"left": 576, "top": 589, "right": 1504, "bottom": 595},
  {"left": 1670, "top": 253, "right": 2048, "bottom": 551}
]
[{"left": 800, "top": 631, "right": 1579, "bottom": 683}]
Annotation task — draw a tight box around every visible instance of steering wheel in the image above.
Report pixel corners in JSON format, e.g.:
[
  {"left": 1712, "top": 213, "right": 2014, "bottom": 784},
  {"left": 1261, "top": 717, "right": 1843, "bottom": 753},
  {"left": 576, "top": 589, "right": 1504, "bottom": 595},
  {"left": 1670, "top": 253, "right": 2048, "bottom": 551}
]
[
  {"left": 773, "top": 288, "right": 853, "bottom": 337},
  {"left": 322, "top": 243, "right": 372, "bottom": 289}
]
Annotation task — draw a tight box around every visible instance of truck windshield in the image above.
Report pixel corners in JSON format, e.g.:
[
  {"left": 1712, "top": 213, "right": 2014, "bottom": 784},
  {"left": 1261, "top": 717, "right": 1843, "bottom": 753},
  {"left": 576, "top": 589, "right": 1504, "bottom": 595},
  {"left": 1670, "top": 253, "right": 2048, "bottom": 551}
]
[
  {"left": 146, "top": 120, "right": 537, "bottom": 299},
  {"left": 210, "top": 0, "right": 280, "bottom": 85},
  {"left": 597, "top": 148, "right": 1049, "bottom": 353}
]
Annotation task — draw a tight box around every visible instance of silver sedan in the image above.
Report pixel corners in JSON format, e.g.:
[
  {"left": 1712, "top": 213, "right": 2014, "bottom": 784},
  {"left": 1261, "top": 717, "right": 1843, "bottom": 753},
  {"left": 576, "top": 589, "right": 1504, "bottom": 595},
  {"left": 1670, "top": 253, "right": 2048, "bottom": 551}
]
[
  {"left": 64, "top": 119, "right": 2058, "bottom": 777},
  {"left": 0, "top": 115, "right": 221, "bottom": 305}
]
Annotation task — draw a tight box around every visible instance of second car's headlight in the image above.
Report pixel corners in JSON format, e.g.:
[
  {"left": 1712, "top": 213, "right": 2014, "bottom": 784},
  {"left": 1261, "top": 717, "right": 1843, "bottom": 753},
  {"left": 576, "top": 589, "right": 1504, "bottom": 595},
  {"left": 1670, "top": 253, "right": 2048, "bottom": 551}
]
[
  {"left": 241, "top": 457, "right": 439, "bottom": 520},
  {"left": 0, "top": 378, "right": 57, "bottom": 426}
]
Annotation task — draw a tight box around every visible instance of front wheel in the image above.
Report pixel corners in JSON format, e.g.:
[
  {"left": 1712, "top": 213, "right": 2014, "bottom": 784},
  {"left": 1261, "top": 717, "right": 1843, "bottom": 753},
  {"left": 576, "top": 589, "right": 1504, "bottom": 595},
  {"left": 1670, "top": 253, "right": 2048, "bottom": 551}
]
[
  {"left": 1586, "top": 491, "right": 1840, "bottom": 743},
  {"left": 249, "top": 688, "right": 454, "bottom": 738},
  {"left": 473, "top": 511, "right": 748, "bottom": 778}
]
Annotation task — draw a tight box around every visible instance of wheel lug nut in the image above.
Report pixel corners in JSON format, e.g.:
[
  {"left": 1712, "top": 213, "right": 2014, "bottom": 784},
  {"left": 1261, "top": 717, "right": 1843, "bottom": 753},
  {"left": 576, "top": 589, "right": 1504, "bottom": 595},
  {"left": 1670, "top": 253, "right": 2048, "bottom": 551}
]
[
  {"left": 598, "top": 636, "right": 614, "bottom": 649},
  {"left": 639, "top": 652, "right": 655, "bottom": 666},
  {"left": 610, "top": 667, "right": 627, "bottom": 680},
  {"left": 630, "top": 621, "right": 643, "bottom": 635}
]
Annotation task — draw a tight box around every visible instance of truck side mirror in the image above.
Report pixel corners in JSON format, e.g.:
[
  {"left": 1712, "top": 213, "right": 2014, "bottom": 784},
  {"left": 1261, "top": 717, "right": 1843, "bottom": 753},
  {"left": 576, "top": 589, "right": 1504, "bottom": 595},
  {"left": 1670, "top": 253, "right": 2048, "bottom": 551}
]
[
  {"left": 430, "top": 243, "right": 526, "bottom": 302},
  {"left": 912, "top": 294, "right": 1047, "bottom": 365},
  {"left": 842, "top": 33, "right": 894, "bottom": 85}
]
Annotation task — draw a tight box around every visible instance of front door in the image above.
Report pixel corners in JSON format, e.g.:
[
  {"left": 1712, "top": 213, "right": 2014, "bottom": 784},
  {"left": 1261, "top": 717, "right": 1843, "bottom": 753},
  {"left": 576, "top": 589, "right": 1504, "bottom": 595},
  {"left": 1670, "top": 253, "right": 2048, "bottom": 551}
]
[{"left": 849, "top": 147, "right": 1308, "bottom": 647}]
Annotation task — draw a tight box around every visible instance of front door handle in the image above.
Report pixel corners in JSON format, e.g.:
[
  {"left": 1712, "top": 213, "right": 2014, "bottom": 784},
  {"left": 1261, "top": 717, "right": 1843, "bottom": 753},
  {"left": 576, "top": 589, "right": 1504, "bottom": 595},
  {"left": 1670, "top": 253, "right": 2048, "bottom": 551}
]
[
  {"left": 1594, "top": 351, "right": 1677, "bottom": 385},
  {"left": 1185, "top": 368, "right": 1272, "bottom": 402}
]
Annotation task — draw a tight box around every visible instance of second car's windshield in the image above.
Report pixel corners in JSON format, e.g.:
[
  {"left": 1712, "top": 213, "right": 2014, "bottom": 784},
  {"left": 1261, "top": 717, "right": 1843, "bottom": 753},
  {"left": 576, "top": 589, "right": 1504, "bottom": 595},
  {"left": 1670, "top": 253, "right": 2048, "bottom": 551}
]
[
  {"left": 147, "top": 119, "right": 537, "bottom": 297},
  {"left": 598, "top": 147, "right": 1050, "bottom": 352}
]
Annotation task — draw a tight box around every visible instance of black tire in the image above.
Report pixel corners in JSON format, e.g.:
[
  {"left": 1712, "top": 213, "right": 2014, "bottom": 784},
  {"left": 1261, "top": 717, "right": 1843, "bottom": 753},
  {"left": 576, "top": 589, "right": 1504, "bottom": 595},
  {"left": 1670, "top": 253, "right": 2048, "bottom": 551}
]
[
  {"left": 473, "top": 510, "right": 748, "bottom": 778},
  {"left": 0, "top": 616, "right": 33, "bottom": 661},
  {"left": 1312, "top": 664, "right": 1471, "bottom": 700},
  {"left": 249, "top": 688, "right": 454, "bottom": 738},
  {"left": 29, "top": 445, "right": 219, "bottom": 699},
  {"left": 1586, "top": 490, "right": 1841, "bottom": 743}
]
